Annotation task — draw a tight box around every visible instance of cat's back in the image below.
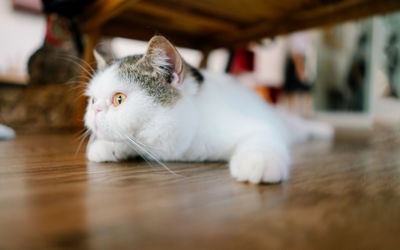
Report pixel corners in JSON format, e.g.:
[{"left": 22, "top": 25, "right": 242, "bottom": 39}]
[
  {"left": 198, "top": 71, "right": 282, "bottom": 126},
  {"left": 184, "top": 71, "right": 288, "bottom": 160}
]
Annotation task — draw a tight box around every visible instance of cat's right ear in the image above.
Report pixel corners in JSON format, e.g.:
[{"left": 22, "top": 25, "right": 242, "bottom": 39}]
[
  {"left": 93, "top": 50, "right": 107, "bottom": 71},
  {"left": 145, "top": 35, "right": 184, "bottom": 86}
]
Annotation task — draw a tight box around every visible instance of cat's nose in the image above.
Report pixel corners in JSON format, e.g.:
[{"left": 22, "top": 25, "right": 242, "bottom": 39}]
[
  {"left": 93, "top": 106, "right": 103, "bottom": 114},
  {"left": 93, "top": 101, "right": 107, "bottom": 114}
]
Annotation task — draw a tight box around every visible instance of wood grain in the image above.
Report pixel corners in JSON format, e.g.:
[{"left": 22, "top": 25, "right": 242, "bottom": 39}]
[
  {"left": 79, "top": 0, "right": 138, "bottom": 32},
  {"left": 215, "top": 0, "right": 400, "bottom": 47},
  {"left": 1, "top": 133, "right": 400, "bottom": 249},
  {"left": 77, "top": 0, "right": 400, "bottom": 50}
]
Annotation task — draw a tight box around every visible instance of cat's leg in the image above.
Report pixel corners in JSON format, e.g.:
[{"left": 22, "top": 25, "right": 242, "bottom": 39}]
[
  {"left": 86, "top": 137, "right": 135, "bottom": 162},
  {"left": 277, "top": 110, "right": 334, "bottom": 143},
  {"left": 229, "top": 132, "right": 290, "bottom": 184}
]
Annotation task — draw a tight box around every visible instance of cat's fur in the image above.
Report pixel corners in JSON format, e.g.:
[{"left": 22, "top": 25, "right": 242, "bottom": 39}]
[{"left": 84, "top": 35, "right": 333, "bottom": 184}]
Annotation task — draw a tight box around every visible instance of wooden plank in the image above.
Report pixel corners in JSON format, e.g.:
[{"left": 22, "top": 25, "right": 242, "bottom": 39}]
[
  {"left": 214, "top": 0, "right": 400, "bottom": 47},
  {"left": 79, "top": 0, "right": 138, "bottom": 32},
  {"left": 129, "top": 2, "right": 238, "bottom": 33},
  {"left": 101, "top": 19, "right": 213, "bottom": 50},
  {"left": 150, "top": 0, "right": 281, "bottom": 24},
  {"left": 116, "top": 10, "right": 217, "bottom": 36},
  {"left": 78, "top": 0, "right": 400, "bottom": 50},
  {"left": 1, "top": 133, "right": 400, "bottom": 249}
]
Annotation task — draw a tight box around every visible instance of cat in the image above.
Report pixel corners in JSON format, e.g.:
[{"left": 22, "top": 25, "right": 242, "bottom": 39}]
[{"left": 84, "top": 35, "right": 333, "bottom": 184}]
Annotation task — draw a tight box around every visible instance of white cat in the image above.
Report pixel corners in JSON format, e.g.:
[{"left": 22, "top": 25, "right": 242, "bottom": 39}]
[{"left": 84, "top": 35, "right": 333, "bottom": 184}]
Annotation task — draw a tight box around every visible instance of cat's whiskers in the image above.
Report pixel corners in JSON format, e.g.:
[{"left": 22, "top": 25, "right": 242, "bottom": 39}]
[
  {"left": 125, "top": 136, "right": 181, "bottom": 177},
  {"left": 54, "top": 53, "right": 96, "bottom": 78},
  {"left": 65, "top": 54, "right": 96, "bottom": 75},
  {"left": 74, "top": 129, "right": 91, "bottom": 157},
  {"left": 113, "top": 130, "right": 181, "bottom": 176},
  {"left": 126, "top": 135, "right": 161, "bottom": 152},
  {"left": 65, "top": 74, "right": 92, "bottom": 84},
  {"left": 64, "top": 84, "right": 89, "bottom": 103},
  {"left": 64, "top": 80, "right": 90, "bottom": 91},
  {"left": 33, "top": 49, "right": 96, "bottom": 78},
  {"left": 63, "top": 75, "right": 95, "bottom": 103}
]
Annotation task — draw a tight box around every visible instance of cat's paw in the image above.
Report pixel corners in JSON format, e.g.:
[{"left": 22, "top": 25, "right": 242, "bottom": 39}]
[
  {"left": 229, "top": 151, "right": 289, "bottom": 184},
  {"left": 86, "top": 140, "right": 118, "bottom": 163}
]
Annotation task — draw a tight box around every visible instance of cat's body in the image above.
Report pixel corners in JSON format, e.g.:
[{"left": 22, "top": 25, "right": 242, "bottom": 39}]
[{"left": 85, "top": 36, "right": 333, "bottom": 184}]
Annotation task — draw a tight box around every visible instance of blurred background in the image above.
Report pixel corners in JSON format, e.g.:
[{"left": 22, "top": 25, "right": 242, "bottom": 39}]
[{"left": 0, "top": 0, "right": 399, "bottom": 141}]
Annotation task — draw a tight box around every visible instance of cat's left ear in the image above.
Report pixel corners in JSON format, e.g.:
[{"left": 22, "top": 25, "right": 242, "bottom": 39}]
[
  {"left": 93, "top": 49, "right": 107, "bottom": 71},
  {"left": 145, "top": 35, "right": 183, "bottom": 86}
]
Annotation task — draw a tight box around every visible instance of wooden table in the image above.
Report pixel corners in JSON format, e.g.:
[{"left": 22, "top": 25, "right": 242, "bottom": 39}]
[
  {"left": 1, "top": 133, "right": 400, "bottom": 249},
  {"left": 77, "top": 0, "right": 400, "bottom": 51}
]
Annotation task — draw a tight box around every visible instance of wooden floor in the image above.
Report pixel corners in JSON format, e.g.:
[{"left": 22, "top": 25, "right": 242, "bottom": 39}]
[{"left": 1, "top": 132, "right": 400, "bottom": 250}]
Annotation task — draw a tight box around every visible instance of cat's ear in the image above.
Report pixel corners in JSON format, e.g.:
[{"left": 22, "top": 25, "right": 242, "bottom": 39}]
[
  {"left": 145, "top": 35, "right": 183, "bottom": 86},
  {"left": 93, "top": 49, "right": 107, "bottom": 71}
]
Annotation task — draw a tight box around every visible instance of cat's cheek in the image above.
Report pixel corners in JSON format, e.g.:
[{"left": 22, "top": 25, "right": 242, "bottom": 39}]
[{"left": 84, "top": 112, "right": 95, "bottom": 133}]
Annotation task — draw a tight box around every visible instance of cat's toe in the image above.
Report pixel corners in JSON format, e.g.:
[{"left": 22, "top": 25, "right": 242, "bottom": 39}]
[
  {"left": 261, "top": 154, "right": 288, "bottom": 183},
  {"left": 230, "top": 151, "right": 289, "bottom": 184}
]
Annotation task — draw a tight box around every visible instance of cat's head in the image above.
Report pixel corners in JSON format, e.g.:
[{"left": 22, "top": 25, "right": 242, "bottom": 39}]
[{"left": 84, "top": 35, "right": 203, "bottom": 141}]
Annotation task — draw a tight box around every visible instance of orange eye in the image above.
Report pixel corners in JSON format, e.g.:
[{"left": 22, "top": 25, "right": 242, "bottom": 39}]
[{"left": 113, "top": 93, "right": 126, "bottom": 107}]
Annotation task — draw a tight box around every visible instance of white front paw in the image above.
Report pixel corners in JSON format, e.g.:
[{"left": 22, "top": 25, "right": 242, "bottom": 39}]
[
  {"left": 86, "top": 140, "right": 118, "bottom": 162},
  {"left": 229, "top": 151, "right": 289, "bottom": 184}
]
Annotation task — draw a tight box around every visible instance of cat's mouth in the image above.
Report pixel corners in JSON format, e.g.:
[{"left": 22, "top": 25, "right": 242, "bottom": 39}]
[
  {"left": 94, "top": 120, "right": 98, "bottom": 131},
  {"left": 93, "top": 113, "right": 102, "bottom": 132}
]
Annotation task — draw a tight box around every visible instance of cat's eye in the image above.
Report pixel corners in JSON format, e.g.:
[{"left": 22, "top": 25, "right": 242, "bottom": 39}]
[{"left": 113, "top": 93, "right": 127, "bottom": 107}]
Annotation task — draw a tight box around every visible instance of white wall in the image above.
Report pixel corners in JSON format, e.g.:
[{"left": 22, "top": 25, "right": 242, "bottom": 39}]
[{"left": 0, "top": 0, "right": 46, "bottom": 81}]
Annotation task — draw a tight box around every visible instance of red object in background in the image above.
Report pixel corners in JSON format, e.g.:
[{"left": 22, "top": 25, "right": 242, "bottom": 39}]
[
  {"left": 45, "top": 15, "right": 60, "bottom": 45},
  {"left": 13, "top": 0, "right": 42, "bottom": 14},
  {"left": 229, "top": 47, "right": 255, "bottom": 75}
]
